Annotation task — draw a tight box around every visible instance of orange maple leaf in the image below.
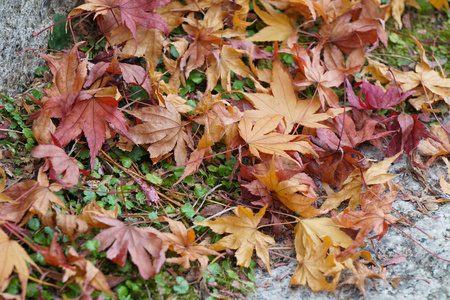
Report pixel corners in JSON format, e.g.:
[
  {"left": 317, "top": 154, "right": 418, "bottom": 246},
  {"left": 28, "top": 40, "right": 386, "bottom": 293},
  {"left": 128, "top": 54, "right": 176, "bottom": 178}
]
[
  {"left": 158, "top": 217, "right": 221, "bottom": 281},
  {"left": 195, "top": 206, "right": 275, "bottom": 273}
]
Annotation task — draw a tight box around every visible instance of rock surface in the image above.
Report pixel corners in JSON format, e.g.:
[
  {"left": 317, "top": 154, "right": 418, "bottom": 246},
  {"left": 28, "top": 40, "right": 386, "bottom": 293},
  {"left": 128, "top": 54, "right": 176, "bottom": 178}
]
[
  {"left": 253, "top": 154, "right": 450, "bottom": 300},
  {"left": 0, "top": 0, "right": 80, "bottom": 98}
]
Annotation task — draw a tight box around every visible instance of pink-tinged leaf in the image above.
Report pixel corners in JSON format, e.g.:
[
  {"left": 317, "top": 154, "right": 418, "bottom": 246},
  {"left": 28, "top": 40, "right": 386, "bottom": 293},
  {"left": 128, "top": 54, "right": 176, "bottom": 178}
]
[
  {"left": 118, "top": 0, "right": 170, "bottom": 45},
  {"left": 346, "top": 79, "right": 415, "bottom": 110},
  {"left": 93, "top": 216, "right": 165, "bottom": 279},
  {"left": 134, "top": 178, "right": 160, "bottom": 205},
  {"left": 31, "top": 144, "right": 83, "bottom": 187}
]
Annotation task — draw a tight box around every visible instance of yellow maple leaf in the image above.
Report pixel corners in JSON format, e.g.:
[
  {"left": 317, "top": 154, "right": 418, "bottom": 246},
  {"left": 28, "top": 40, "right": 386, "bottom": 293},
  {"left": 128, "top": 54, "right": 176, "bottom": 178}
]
[
  {"left": 195, "top": 206, "right": 275, "bottom": 273},
  {"left": 243, "top": 59, "right": 344, "bottom": 131},
  {"left": 290, "top": 234, "right": 344, "bottom": 291},
  {"left": 0, "top": 229, "right": 40, "bottom": 298},
  {"left": 246, "top": 1, "right": 295, "bottom": 43},
  {"left": 238, "top": 114, "right": 317, "bottom": 162}
]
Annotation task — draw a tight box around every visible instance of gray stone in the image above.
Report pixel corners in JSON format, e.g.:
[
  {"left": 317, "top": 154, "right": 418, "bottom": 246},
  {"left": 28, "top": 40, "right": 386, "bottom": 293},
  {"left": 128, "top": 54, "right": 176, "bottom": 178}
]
[
  {"left": 0, "top": 0, "right": 81, "bottom": 98},
  {"left": 253, "top": 153, "right": 450, "bottom": 299}
]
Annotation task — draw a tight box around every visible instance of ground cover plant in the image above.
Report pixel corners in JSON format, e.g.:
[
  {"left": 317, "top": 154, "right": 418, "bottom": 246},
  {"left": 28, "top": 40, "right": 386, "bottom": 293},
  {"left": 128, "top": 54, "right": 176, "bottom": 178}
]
[{"left": 1, "top": 0, "right": 450, "bottom": 298}]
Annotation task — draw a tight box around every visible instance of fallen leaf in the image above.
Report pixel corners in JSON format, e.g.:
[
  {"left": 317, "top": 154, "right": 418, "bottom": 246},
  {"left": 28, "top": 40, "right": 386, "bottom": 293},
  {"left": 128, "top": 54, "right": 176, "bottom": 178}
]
[
  {"left": 128, "top": 101, "right": 192, "bottom": 165},
  {"left": 244, "top": 59, "right": 344, "bottom": 131},
  {"left": 246, "top": 1, "right": 295, "bottom": 43},
  {"left": 64, "top": 247, "right": 116, "bottom": 299},
  {"left": 195, "top": 206, "right": 275, "bottom": 273},
  {"left": 238, "top": 114, "right": 317, "bottom": 162},
  {"left": 158, "top": 217, "right": 221, "bottom": 281},
  {"left": 0, "top": 229, "right": 40, "bottom": 298},
  {"left": 31, "top": 144, "right": 84, "bottom": 187},
  {"left": 339, "top": 261, "right": 386, "bottom": 299},
  {"left": 93, "top": 217, "right": 165, "bottom": 279},
  {"left": 290, "top": 234, "right": 343, "bottom": 291},
  {"left": 80, "top": 200, "right": 118, "bottom": 229}
]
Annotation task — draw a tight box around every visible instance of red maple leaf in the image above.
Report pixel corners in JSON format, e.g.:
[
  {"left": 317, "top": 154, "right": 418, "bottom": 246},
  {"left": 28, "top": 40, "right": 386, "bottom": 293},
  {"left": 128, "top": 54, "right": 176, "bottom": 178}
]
[
  {"left": 346, "top": 79, "right": 415, "bottom": 111},
  {"left": 54, "top": 92, "right": 129, "bottom": 170},
  {"left": 384, "top": 112, "right": 440, "bottom": 158},
  {"left": 118, "top": 0, "right": 170, "bottom": 43}
]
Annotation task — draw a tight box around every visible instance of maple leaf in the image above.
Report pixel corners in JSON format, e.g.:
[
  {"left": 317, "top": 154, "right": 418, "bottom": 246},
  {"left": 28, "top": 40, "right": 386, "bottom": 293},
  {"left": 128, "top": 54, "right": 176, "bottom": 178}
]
[
  {"left": 246, "top": 1, "right": 296, "bottom": 43},
  {"left": 332, "top": 184, "right": 398, "bottom": 257},
  {"left": 71, "top": 0, "right": 170, "bottom": 44},
  {"left": 293, "top": 44, "right": 345, "bottom": 108},
  {"left": 243, "top": 59, "right": 344, "bottom": 131},
  {"left": 339, "top": 261, "right": 386, "bottom": 300},
  {"left": 0, "top": 228, "right": 40, "bottom": 298},
  {"left": 238, "top": 114, "right": 317, "bottom": 162},
  {"left": 206, "top": 45, "right": 253, "bottom": 91},
  {"left": 54, "top": 90, "right": 129, "bottom": 170},
  {"left": 417, "top": 123, "right": 450, "bottom": 167},
  {"left": 195, "top": 206, "right": 275, "bottom": 273},
  {"left": 64, "top": 247, "right": 115, "bottom": 298},
  {"left": 35, "top": 233, "right": 70, "bottom": 268},
  {"left": 385, "top": 0, "right": 421, "bottom": 28},
  {"left": 42, "top": 212, "right": 89, "bottom": 245},
  {"left": 84, "top": 55, "right": 152, "bottom": 95},
  {"left": 384, "top": 113, "right": 439, "bottom": 158},
  {"left": 290, "top": 234, "right": 343, "bottom": 291},
  {"left": 244, "top": 157, "right": 320, "bottom": 217},
  {"left": 80, "top": 200, "right": 118, "bottom": 229},
  {"left": 320, "top": 152, "right": 401, "bottom": 211},
  {"left": 31, "top": 144, "right": 84, "bottom": 187},
  {"left": 318, "top": 6, "right": 387, "bottom": 55},
  {"left": 93, "top": 217, "right": 165, "bottom": 279},
  {"left": 0, "top": 168, "right": 12, "bottom": 203},
  {"left": 32, "top": 109, "right": 56, "bottom": 145},
  {"left": 346, "top": 79, "right": 415, "bottom": 111},
  {"left": 108, "top": 25, "right": 165, "bottom": 65},
  {"left": 429, "top": 0, "right": 449, "bottom": 10},
  {"left": 128, "top": 101, "right": 192, "bottom": 165},
  {"left": 158, "top": 217, "right": 221, "bottom": 281},
  {"left": 180, "top": 12, "right": 229, "bottom": 77},
  {"left": 1, "top": 168, "right": 67, "bottom": 222}
]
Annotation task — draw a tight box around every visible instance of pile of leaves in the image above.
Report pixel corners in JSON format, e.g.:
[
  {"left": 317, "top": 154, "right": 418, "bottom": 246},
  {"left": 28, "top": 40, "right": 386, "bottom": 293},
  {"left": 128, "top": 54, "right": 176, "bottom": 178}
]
[{"left": 1, "top": 0, "right": 450, "bottom": 298}]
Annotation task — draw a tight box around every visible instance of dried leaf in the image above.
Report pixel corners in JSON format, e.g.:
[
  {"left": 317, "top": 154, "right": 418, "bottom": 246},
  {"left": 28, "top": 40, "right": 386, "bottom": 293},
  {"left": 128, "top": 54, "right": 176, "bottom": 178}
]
[
  {"left": 93, "top": 217, "right": 165, "bottom": 279},
  {"left": 195, "top": 206, "right": 275, "bottom": 273}
]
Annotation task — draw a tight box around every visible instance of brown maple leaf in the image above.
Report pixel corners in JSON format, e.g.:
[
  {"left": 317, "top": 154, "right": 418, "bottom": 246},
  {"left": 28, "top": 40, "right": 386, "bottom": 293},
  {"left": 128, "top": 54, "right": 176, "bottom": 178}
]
[
  {"left": 63, "top": 247, "right": 115, "bottom": 299},
  {"left": 158, "top": 217, "right": 221, "bottom": 281},
  {"left": 0, "top": 228, "right": 40, "bottom": 298},
  {"left": 80, "top": 200, "right": 118, "bottom": 230},
  {"left": 339, "top": 261, "right": 386, "bottom": 300},
  {"left": 1, "top": 168, "right": 67, "bottom": 223},
  {"left": 243, "top": 59, "right": 344, "bottom": 131},
  {"left": 318, "top": 6, "right": 387, "bottom": 55},
  {"left": 332, "top": 184, "right": 398, "bottom": 257},
  {"left": 417, "top": 123, "right": 450, "bottom": 167},
  {"left": 238, "top": 114, "right": 317, "bottom": 162},
  {"left": 42, "top": 212, "right": 89, "bottom": 245},
  {"left": 93, "top": 217, "right": 165, "bottom": 279},
  {"left": 128, "top": 101, "right": 192, "bottom": 165},
  {"left": 195, "top": 206, "right": 275, "bottom": 273}
]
